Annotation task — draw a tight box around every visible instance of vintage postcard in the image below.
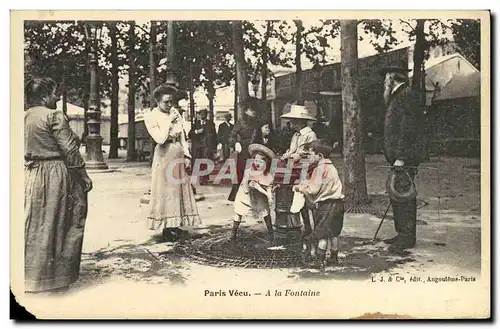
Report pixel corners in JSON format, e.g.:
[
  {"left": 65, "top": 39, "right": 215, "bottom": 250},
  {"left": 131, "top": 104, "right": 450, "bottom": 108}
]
[{"left": 11, "top": 10, "right": 490, "bottom": 319}]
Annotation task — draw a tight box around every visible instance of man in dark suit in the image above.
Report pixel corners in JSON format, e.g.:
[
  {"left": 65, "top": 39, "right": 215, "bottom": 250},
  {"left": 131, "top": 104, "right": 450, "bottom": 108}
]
[
  {"left": 381, "top": 61, "right": 426, "bottom": 252},
  {"left": 312, "top": 116, "right": 333, "bottom": 144},
  {"left": 281, "top": 121, "right": 294, "bottom": 151},
  {"left": 191, "top": 108, "right": 217, "bottom": 185},
  {"left": 227, "top": 97, "right": 262, "bottom": 201},
  {"left": 217, "top": 112, "right": 234, "bottom": 161}
]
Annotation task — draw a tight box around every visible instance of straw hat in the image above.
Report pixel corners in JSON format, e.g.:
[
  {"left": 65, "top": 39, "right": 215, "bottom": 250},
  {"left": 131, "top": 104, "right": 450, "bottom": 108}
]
[
  {"left": 280, "top": 104, "right": 316, "bottom": 121},
  {"left": 248, "top": 143, "right": 276, "bottom": 159}
]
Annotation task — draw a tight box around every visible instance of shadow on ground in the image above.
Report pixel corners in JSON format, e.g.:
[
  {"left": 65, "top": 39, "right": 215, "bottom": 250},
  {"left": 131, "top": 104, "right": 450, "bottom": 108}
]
[
  {"left": 70, "top": 224, "right": 230, "bottom": 293},
  {"left": 70, "top": 221, "right": 417, "bottom": 291},
  {"left": 291, "top": 236, "right": 416, "bottom": 280}
]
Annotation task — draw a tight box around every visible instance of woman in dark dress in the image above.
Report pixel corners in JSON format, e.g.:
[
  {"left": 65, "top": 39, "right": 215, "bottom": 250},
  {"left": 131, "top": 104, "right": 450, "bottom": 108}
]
[
  {"left": 24, "top": 77, "right": 93, "bottom": 293},
  {"left": 252, "top": 123, "right": 280, "bottom": 154}
]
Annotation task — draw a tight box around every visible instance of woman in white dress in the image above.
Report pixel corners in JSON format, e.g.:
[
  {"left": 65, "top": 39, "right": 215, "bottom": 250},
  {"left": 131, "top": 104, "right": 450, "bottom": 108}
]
[{"left": 144, "top": 84, "right": 201, "bottom": 241}]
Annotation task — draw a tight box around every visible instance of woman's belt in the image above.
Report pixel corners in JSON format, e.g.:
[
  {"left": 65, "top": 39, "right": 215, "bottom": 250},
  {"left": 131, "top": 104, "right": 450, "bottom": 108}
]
[
  {"left": 24, "top": 155, "right": 64, "bottom": 169},
  {"left": 24, "top": 155, "right": 64, "bottom": 161},
  {"left": 165, "top": 136, "right": 181, "bottom": 144}
]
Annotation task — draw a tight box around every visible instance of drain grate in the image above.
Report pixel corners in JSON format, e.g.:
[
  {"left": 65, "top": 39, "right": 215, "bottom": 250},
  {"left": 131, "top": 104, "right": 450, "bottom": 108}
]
[
  {"left": 345, "top": 194, "right": 427, "bottom": 216},
  {"left": 170, "top": 231, "right": 417, "bottom": 275},
  {"left": 174, "top": 231, "right": 306, "bottom": 269}
]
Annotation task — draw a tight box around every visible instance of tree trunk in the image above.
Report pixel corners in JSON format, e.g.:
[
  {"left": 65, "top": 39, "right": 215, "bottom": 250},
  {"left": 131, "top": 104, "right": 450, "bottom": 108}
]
[
  {"left": 149, "top": 21, "right": 157, "bottom": 109},
  {"left": 412, "top": 19, "right": 428, "bottom": 160},
  {"left": 208, "top": 87, "right": 215, "bottom": 121},
  {"left": 233, "top": 70, "right": 238, "bottom": 122},
  {"left": 411, "top": 19, "right": 426, "bottom": 95},
  {"left": 109, "top": 22, "right": 120, "bottom": 159},
  {"left": 232, "top": 21, "right": 249, "bottom": 121},
  {"left": 149, "top": 20, "right": 157, "bottom": 166},
  {"left": 59, "top": 59, "right": 68, "bottom": 117},
  {"left": 165, "top": 21, "right": 178, "bottom": 87},
  {"left": 83, "top": 92, "right": 89, "bottom": 152},
  {"left": 187, "top": 64, "right": 197, "bottom": 161},
  {"left": 340, "top": 20, "right": 369, "bottom": 205},
  {"left": 126, "top": 21, "right": 136, "bottom": 161},
  {"left": 261, "top": 21, "right": 272, "bottom": 123},
  {"left": 207, "top": 64, "right": 216, "bottom": 120},
  {"left": 62, "top": 84, "right": 68, "bottom": 117},
  {"left": 261, "top": 66, "right": 267, "bottom": 101},
  {"left": 189, "top": 89, "right": 196, "bottom": 127},
  {"left": 261, "top": 65, "right": 271, "bottom": 123},
  {"left": 294, "top": 20, "right": 304, "bottom": 106}
]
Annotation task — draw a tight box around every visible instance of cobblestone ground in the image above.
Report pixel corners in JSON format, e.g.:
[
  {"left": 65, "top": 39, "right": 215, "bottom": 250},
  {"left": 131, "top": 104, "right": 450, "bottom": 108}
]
[{"left": 19, "top": 153, "right": 484, "bottom": 318}]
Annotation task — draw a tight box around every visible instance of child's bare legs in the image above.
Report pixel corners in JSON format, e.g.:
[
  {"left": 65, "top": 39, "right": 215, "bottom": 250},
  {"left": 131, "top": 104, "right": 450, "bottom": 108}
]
[
  {"left": 263, "top": 214, "right": 274, "bottom": 243},
  {"left": 326, "top": 236, "right": 339, "bottom": 266},
  {"left": 310, "top": 243, "right": 317, "bottom": 258},
  {"left": 231, "top": 215, "right": 242, "bottom": 242},
  {"left": 301, "top": 209, "right": 314, "bottom": 260},
  {"left": 301, "top": 208, "right": 312, "bottom": 236},
  {"left": 301, "top": 232, "right": 316, "bottom": 261},
  {"left": 311, "top": 239, "right": 328, "bottom": 269},
  {"left": 302, "top": 239, "right": 313, "bottom": 261}
]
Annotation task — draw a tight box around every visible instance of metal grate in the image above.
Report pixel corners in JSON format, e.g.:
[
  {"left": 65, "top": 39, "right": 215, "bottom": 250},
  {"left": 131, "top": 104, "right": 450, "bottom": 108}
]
[
  {"left": 174, "top": 231, "right": 306, "bottom": 269},
  {"left": 344, "top": 194, "right": 427, "bottom": 215}
]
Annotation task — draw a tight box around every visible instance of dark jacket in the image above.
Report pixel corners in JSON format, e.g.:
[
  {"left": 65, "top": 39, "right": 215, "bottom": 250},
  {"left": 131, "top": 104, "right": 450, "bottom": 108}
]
[
  {"left": 252, "top": 129, "right": 280, "bottom": 154},
  {"left": 228, "top": 114, "right": 262, "bottom": 185},
  {"left": 191, "top": 118, "right": 217, "bottom": 153},
  {"left": 383, "top": 84, "right": 426, "bottom": 166},
  {"left": 217, "top": 121, "right": 234, "bottom": 144},
  {"left": 228, "top": 114, "right": 261, "bottom": 158},
  {"left": 312, "top": 122, "right": 333, "bottom": 143}
]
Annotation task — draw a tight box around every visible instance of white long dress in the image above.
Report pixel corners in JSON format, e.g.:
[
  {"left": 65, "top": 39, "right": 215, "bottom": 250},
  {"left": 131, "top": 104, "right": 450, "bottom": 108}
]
[{"left": 144, "top": 107, "right": 201, "bottom": 233}]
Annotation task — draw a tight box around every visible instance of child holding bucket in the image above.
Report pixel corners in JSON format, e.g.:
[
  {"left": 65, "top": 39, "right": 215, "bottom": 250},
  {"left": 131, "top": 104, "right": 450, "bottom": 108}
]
[{"left": 294, "top": 139, "right": 345, "bottom": 268}]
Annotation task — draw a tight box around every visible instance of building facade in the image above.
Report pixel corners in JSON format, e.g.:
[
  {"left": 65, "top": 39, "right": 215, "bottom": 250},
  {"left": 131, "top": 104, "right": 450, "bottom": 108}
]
[{"left": 273, "top": 47, "right": 410, "bottom": 153}]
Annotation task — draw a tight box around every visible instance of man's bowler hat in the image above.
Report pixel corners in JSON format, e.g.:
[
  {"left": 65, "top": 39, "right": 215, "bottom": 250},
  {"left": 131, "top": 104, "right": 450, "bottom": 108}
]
[{"left": 380, "top": 60, "right": 412, "bottom": 76}]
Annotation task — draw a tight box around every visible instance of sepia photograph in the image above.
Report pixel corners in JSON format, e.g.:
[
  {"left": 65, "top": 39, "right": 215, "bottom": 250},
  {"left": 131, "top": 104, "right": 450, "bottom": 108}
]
[{"left": 10, "top": 10, "right": 490, "bottom": 319}]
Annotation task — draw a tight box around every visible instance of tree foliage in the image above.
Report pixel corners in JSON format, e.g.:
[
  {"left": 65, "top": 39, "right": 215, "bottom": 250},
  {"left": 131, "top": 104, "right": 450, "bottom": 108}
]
[
  {"left": 361, "top": 19, "right": 402, "bottom": 53},
  {"left": 24, "top": 21, "right": 89, "bottom": 107},
  {"left": 450, "top": 19, "right": 481, "bottom": 69},
  {"left": 301, "top": 19, "right": 340, "bottom": 65},
  {"left": 361, "top": 19, "right": 453, "bottom": 59}
]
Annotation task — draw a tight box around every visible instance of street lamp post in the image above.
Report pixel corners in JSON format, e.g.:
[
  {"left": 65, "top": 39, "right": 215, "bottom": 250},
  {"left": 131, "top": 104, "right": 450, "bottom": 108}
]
[
  {"left": 165, "top": 21, "right": 181, "bottom": 102},
  {"left": 84, "top": 21, "right": 108, "bottom": 170}
]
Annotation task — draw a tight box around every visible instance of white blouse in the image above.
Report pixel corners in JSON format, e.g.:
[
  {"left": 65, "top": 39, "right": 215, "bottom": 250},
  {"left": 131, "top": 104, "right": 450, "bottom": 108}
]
[{"left": 144, "top": 107, "right": 191, "bottom": 158}]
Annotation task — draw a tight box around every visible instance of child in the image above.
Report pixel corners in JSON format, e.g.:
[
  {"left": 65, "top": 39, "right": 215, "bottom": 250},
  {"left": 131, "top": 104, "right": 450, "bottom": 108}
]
[
  {"left": 231, "top": 144, "right": 276, "bottom": 244},
  {"left": 293, "top": 139, "right": 345, "bottom": 268}
]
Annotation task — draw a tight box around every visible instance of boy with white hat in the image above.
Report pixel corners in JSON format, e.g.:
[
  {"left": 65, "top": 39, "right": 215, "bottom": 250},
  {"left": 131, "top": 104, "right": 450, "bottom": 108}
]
[
  {"left": 279, "top": 104, "right": 318, "bottom": 242},
  {"left": 280, "top": 104, "right": 318, "bottom": 162}
]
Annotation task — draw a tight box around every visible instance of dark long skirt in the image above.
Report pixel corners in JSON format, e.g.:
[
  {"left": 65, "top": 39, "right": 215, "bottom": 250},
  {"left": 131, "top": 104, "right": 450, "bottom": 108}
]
[{"left": 24, "top": 160, "right": 87, "bottom": 292}]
